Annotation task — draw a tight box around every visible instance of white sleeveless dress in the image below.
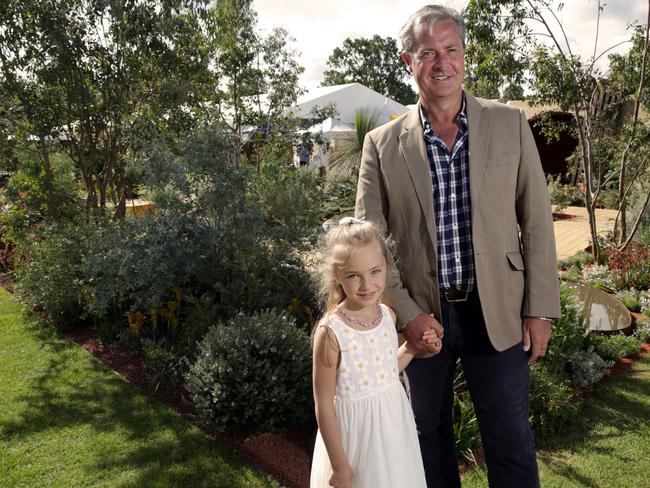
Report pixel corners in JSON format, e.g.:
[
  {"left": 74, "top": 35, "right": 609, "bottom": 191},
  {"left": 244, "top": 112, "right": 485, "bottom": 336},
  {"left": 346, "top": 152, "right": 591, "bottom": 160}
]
[{"left": 310, "top": 304, "right": 427, "bottom": 488}]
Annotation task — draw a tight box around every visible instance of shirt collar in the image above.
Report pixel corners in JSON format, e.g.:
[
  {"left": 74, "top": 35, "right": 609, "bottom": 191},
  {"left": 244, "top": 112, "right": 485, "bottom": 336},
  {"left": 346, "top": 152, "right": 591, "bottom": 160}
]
[{"left": 419, "top": 92, "right": 468, "bottom": 134}]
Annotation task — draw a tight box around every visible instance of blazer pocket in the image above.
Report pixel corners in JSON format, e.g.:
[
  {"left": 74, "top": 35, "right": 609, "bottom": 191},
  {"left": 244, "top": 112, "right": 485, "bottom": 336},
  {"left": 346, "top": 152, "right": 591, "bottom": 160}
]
[{"left": 506, "top": 251, "right": 525, "bottom": 271}]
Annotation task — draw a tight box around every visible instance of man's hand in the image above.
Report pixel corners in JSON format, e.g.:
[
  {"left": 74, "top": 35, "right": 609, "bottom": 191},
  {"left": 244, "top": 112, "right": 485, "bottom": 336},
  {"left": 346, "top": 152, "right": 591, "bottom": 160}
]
[
  {"left": 522, "top": 317, "right": 552, "bottom": 364},
  {"left": 402, "top": 313, "right": 444, "bottom": 354}
]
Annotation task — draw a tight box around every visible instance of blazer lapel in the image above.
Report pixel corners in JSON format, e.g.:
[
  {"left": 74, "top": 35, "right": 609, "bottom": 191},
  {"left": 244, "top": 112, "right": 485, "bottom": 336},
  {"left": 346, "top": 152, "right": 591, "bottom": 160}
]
[
  {"left": 399, "top": 105, "right": 438, "bottom": 246},
  {"left": 466, "top": 94, "right": 489, "bottom": 209}
]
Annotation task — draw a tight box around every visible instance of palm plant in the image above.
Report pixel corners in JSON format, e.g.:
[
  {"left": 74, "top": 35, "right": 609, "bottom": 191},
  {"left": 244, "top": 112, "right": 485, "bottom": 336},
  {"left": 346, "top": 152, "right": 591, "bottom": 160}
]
[{"left": 328, "top": 109, "right": 381, "bottom": 179}]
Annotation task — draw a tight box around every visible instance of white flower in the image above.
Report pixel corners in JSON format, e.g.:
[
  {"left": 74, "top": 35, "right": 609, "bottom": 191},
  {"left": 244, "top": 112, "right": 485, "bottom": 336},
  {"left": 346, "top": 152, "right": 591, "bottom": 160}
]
[
  {"left": 359, "top": 375, "right": 373, "bottom": 391},
  {"left": 375, "top": 370, "right": 387, "bottom": 384},
  {"left": 340, "top": 380, "right": 355, "bottom": 395},
  {"left": 355, "top": 360, "right": 366, "bottom": 373},
  {"left": 348, "top": 339, "right": 362, "bottom": 355},
  {"left": 372, "top": 353, "right": 383, "bottom": 367},
  {"left": 382, "top": 330, "right": 391, "bottom": 342}
]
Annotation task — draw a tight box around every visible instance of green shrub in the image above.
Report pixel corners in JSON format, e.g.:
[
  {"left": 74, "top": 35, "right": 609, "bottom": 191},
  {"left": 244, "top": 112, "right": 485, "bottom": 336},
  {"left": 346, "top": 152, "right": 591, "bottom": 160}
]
[
  {"left": 453, "top": 391, "right": 480, "bottom": 465},
  {"left": 559, "top": 266, "right": 582, "bottom": 283},
  {"left": 570, "top": 348, "right": 614, "bottom": 390},
  {"left": 563, "top": 250, "right": 595, "bottom": 270},
  {"left": 320, "top": 178, "right": 357, "bottom": 219},
  {"left": 588, "top": 333, "right": 642, "bottom": 362},
  {"left": 15, "top": 222, "right": 96, "bottom": 329},
  {"left": 547, "top": 175, "right": 582, "bottom": 212},
  {"left": 546, "top": 285, "right": 588, "bottom": 371},
  {"left": 616, "top": 289, "right": 642, "bottom": 312},
  {"left": 185, "top": 309, "right": 312, "bottom": 433},
  {"left": 529, "top": 362, "right": 582, "bottom": 436},
  {"left": 249, "top": 162, "right": 325, "bottom": 242}
]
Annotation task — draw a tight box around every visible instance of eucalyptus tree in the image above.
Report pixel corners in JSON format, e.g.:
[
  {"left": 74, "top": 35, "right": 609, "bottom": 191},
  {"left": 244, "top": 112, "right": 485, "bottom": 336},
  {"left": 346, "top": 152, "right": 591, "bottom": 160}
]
[
  {"left": 463, "top": 0, "right": 650, "bottom": 260},
  {"left": 207, "top": 0, "right": 305, "bottom": 167},
  {"left": 0, "top": 0, "right": 213, "bottom": 219}
]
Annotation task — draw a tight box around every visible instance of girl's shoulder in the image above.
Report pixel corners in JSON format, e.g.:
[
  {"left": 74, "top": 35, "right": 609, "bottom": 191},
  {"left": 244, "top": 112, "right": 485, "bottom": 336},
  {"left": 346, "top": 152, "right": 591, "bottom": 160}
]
[
  {"left": 379, "top": 303, "right": 397, "bottom": 324},
  {"left": 314, "top": 314, "right": 344, "bottom": 344}
]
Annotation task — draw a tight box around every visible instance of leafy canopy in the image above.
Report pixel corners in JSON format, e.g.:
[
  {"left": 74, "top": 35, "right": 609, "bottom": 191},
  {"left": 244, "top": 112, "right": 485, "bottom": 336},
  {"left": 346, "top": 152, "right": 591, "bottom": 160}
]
[{"left": 322, "top": 35, "right": 416, "bottom": 105}]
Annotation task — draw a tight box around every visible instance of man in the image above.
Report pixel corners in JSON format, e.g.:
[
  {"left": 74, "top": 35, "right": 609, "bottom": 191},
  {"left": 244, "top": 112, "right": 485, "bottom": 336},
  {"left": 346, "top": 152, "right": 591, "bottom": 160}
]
[{"left": 355, "top": 5, "right": 560, "bottom": 488}]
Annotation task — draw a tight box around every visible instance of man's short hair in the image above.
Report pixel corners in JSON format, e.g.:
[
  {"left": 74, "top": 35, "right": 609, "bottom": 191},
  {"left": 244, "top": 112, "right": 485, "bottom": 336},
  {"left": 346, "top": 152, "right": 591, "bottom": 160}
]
[{"left": 398, "top": 4, "right": 467, "bottom": 53}]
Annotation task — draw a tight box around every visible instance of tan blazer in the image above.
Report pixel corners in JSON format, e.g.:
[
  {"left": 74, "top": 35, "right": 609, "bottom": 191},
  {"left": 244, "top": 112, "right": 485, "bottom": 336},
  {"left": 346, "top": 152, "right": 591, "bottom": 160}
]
[{"left": 355, "top": 94, "right": 561, "bottom": 351}]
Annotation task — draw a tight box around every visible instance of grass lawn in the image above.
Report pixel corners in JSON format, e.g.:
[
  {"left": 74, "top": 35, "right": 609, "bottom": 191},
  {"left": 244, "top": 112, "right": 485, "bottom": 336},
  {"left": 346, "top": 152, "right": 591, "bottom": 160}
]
[
  {"left": 462, "top": 350, "right": 650, "bottom": 487},
  {"left": 0, "top": 289, "right": 279, "bottom": 488}
]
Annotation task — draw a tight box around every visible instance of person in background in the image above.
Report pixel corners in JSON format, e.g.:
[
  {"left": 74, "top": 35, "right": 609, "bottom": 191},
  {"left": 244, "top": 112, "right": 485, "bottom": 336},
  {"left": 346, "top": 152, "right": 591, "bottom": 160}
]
[
  {"left": 313, "top": 143, "right": 330, "bottom": 177},
  {"left": 355, "top": 5, "right": 560, "bottom": 487},
  {"left": 298, "top": 143, "right": 311, "bottom": 167}
]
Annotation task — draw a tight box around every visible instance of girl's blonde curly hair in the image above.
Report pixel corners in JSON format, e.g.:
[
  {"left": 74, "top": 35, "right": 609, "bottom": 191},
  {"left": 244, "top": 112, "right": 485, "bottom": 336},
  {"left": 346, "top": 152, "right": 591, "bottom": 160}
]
[{"left": 313, "top": 218, "right": 397, "bottom": 322}]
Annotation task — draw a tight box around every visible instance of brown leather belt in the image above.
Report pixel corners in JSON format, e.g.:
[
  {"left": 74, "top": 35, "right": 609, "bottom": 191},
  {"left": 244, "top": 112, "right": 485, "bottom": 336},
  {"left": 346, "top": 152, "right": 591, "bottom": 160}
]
[{"left": 442, "top": 287, "right": 470, "bottom": 303}]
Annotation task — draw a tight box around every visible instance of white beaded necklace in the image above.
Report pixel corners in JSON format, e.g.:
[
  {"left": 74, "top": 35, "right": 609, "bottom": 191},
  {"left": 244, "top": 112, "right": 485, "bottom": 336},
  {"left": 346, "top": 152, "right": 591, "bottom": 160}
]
[{"left": 337, "top": 303, "right": 382, "bottom": 328}]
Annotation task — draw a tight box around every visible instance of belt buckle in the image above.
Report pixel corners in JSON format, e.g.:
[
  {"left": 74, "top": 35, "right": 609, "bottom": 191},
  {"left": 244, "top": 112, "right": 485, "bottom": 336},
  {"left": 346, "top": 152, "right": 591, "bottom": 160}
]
[{"left": 444, "top": 287, "right": 468, "bottom": 303}]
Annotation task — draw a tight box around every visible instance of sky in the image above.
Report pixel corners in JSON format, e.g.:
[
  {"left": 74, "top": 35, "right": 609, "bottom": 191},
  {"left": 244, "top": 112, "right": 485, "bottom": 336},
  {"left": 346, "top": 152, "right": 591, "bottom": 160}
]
[{"left": 253, "top": 0, "right": 647, "bottom": 93}]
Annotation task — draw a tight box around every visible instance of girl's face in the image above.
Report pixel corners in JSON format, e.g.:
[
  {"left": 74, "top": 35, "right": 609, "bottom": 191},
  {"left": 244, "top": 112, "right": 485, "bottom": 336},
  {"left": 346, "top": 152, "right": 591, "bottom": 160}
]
[{"left": 335, "top": 240, "right": 387, "bottom": 312}]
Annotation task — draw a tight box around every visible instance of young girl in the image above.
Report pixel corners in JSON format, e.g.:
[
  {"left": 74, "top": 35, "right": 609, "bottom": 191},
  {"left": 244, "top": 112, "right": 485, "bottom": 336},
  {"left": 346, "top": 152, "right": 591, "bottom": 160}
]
[{"left": 310, "top": 218, "right": 441, "bottom": 488}]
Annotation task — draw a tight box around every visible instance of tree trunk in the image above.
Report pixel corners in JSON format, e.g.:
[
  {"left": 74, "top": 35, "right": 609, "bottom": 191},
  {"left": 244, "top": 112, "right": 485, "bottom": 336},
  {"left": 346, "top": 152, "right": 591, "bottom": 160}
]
[{"left": 38, "top": 137, "right": 58, "bottom": 220}]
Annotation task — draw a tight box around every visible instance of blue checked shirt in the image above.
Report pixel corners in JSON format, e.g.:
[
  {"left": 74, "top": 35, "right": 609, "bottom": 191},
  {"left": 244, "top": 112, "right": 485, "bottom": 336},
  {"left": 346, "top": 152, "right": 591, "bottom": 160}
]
[{"left": 420, "top": 96, "right": 476, "bottom": 292}]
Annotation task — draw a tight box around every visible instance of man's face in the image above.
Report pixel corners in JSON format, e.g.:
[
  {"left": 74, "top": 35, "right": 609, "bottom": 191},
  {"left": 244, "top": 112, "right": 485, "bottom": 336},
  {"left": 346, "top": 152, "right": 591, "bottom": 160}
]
[{"left": 402, "top": 18, "right": 465, "bottom": 106}]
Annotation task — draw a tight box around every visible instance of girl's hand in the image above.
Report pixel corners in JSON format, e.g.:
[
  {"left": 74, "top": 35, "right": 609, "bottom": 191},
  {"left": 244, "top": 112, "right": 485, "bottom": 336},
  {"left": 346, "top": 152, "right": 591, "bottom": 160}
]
[
  {"left": 329, "top": 463, "right": 353, "bottom": 488},
  {"left": 421, "top": 329, "right": 442, "bottom": 355}
]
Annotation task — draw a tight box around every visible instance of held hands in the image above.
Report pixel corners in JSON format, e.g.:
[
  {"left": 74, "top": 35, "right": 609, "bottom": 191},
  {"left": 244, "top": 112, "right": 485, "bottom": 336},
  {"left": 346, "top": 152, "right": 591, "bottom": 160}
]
[
  {"left": 329, "top": 463, "right": 352, "bottom": 488},
  {"left": 421, "top": 329, "right": 442, "bottom": 354},
  {"left": 402, "top": 313, "right": 444, "bottom": 355},
  {"left": 405, "top": 328, "right": 442, "bottom": 355},
  {"left": 523, "top": 317, "right": 552, "bottom": 364}
]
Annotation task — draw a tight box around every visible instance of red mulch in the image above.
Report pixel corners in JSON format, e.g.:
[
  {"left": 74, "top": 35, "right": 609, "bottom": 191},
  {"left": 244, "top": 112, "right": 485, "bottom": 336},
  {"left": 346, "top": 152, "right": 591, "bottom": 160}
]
[{"left": 553, "top": 212, "right": 577, "bottom": 221}]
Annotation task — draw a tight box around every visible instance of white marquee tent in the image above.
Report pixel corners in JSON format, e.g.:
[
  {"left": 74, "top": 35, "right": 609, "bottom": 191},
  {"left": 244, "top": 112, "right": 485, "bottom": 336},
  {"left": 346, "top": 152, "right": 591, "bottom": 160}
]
[{"left": 287, "top": 82, "right": 410, "bottom": 130}]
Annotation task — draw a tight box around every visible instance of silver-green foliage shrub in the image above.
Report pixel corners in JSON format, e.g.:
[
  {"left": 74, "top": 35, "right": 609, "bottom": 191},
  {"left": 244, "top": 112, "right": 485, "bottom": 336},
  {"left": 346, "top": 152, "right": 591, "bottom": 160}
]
[
  {"left": 529, "top": 362, "right": 582, "bottom": 436},
  {"left": 185, "top": 309, "right": 312, "bottom": 433},
  {"left": 16, "top": 222, "right": 95, "bottom": 328},
  {"left": 582, "top": 264, "right": 616, "bottom": 293},
  {"left": 570, "top": 347, "right": 614, "bottom": 390}
]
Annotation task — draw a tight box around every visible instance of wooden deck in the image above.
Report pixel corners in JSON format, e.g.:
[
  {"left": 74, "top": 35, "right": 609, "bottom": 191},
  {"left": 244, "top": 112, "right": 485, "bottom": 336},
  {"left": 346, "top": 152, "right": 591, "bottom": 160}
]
[{"left": 553, "top": 206, "right": 619, "bottom": 260}]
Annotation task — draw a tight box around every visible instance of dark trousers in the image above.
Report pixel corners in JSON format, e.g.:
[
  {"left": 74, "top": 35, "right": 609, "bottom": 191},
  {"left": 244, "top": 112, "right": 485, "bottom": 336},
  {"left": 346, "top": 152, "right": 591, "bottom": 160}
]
[{"left": 405, "top": 292, "right": 539, "bottom": 488}]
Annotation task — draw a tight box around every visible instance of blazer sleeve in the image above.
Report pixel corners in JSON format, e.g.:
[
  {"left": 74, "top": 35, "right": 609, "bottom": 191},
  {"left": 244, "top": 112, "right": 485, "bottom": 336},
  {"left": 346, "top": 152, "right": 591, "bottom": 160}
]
[
  {"left": 355, "top": 133, "right": 426, "bottom": 329},
  {"left": 515, "top": 109, "right": 562, "bottom": 318}
]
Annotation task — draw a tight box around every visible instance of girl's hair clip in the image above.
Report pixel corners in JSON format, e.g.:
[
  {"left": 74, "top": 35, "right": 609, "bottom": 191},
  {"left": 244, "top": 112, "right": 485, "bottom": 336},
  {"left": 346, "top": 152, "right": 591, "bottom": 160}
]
[{"left": 338, "top": 216, "right": 365, "bottom": 226}]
